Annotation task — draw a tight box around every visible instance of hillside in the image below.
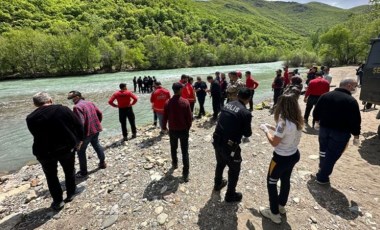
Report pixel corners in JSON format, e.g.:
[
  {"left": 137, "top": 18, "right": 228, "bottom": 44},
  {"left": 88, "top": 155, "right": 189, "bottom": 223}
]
[{"left": 0, "top": 0, "right": 365, "bottom": 78}]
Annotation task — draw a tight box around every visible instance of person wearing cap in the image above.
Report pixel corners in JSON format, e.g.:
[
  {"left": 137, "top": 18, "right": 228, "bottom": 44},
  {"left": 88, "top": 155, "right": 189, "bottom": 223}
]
[
  {"left": 193, "top": 76, "right": 208, "bottom": 118},
  {"left": 163, "top": 82, "right": 192, "bottom": 182},
  {"left": 212, "top": 88, "right": 252, "bottom": 202},
  {"left": 206, "top": 75, "right": 222, "bottom": 120},
  {"left": 272, "top": 69, "right": 284, "bottom": 107},
  {"left": 68, "top": 91, "right": 106, "bottom": 178},
  {"left": 108, "top": 83, "right": 138, "bottom": 141},
  {"left": 150, "top": 81, "right": 171, "bottom": 132},
  {"left": 245, "top": 71, "right": 260, "bottom": 112},
  {"left": 303, "top": 72, "right": 329, "bottom": 127},
  {"left": 226, "top": 71, "right": 245, "bottom": 102},
  {"left": 26, "top": 92, "right": 84, "bottom": 210}
]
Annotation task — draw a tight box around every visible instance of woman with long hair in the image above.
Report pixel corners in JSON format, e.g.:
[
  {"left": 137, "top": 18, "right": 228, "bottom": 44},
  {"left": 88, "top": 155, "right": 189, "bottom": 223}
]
[{"left": 258, "top": 93, "right": 304, "bottom": 224}]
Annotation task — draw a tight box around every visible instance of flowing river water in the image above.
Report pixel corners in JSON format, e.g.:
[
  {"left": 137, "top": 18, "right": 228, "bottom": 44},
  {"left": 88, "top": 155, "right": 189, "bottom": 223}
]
[{"left": 0, "top": 61, "right": 291, "bottom": 174}]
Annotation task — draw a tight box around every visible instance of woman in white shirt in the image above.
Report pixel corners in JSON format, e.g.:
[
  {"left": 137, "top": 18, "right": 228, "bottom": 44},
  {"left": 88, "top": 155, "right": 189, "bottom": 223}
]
[{"left": 259, "top": 93, "right": 304, "bottom": 224}]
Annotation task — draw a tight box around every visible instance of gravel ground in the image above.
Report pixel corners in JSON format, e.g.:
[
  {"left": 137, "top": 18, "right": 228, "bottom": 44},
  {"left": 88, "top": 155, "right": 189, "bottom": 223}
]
[{"left": 0, "top": 66, "right": 379, "bottom": 230}]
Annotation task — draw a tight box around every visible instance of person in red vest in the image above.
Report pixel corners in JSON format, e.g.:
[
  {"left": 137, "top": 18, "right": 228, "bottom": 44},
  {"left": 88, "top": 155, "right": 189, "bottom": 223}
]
[
  {"left": 150, "top": 81, "right": 171, "bottom": 133},
  {"left": 283, "top": 65, "right": 290, "bottom": 87},
  {"left": 245, "top": 71, "right": 260, "bottom": 111},
  {"left": 303, "top": 72, "right": 330, "bottom": 128},
  {"left": 179, "top": 74, "right": 196, "bottom": 116},
  {"left": 108, "top": 83, "right": 138, "bottom": 141}
]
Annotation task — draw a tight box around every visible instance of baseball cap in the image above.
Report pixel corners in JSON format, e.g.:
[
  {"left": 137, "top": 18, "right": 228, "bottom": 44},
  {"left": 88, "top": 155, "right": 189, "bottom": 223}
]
[{"left": 67, "top": 91, "right": 82, "bottom": 99}]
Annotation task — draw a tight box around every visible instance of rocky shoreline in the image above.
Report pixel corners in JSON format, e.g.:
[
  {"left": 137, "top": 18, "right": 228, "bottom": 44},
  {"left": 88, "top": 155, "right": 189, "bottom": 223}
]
[{"left": 1, "top": 66, "right": 379, "bottom": 230}]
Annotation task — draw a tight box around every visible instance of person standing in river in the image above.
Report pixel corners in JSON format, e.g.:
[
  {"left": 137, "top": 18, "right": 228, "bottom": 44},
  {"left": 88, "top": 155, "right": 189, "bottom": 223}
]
[
  {"left": 137, "top": 76, "right": 143, "bottom": 93},
  {"left": 163, "top": 82, "right": 192, "bottom": 182},
  {"left": 26, "top": 92, "right": 84, "bottom": 210},
  {"left": 67, "top": 91, "right": 106, "bottom": 178},
  {"left": 108, "top": 83, "right": 138, "bottom": 141}
]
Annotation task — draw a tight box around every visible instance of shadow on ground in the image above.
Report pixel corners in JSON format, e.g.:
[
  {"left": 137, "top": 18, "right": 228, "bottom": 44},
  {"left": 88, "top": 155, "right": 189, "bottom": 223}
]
[
  {"left": 359, "top": 131, "right": 380, "bottom": 166},
  {"left": 248, "top": 208, "right": 292, "bottom": 230},
  {"left": 143, "top": 168, "right": 180, "bottom": 201},
  {"left": 307, "top": 177, "right": 361, "bottom": 220},
  {"left": 11, "top": 207, "right": 61, "bottom": 230},
  {"left": 302, "top": 123, "right": 319, "bottom": 135},
  {"left": 198, "top": 191, "right": 239, "bottom": 230}
]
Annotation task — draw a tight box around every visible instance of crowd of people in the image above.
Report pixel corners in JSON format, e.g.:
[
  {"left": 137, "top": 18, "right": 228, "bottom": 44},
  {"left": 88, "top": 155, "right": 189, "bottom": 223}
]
[
  {"left": 133, "top": 76, "right": 157, "bottom": 93},
  {"left": 26, "top": 66, "right": 362, "bottom": 225}
]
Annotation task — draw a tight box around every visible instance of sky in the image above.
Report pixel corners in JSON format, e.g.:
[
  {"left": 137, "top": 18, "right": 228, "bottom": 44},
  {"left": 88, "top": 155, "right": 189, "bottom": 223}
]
[{"left": 266, "top": 0, "right": 369, "bottom": 9}]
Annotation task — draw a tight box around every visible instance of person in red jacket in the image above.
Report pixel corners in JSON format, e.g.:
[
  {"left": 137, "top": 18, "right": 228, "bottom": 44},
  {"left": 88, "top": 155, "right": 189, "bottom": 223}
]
[
  {"left": 179, "top": 74, "right": 196, "bottom": 116},
  {"left": 150, "top": 81, "right": 171, "bottom": 133},
  {"left": 283, "top": 65, "right": 290, "bottom": 87},
  {"left": 245, "top": 71, "right": 260, "bottom": 111},
  {"left": 108, "top": 83, "right": 138, "bottom": 141},
  {"left": 163, "top": 82, "right": 192, "bottom": 182},
  {"left": 303, "top": 72, "right": 330, "bottom": 127}
]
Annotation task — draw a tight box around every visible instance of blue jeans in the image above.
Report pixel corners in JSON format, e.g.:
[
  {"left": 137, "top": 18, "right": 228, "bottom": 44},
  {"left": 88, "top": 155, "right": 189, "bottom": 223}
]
[
  {"left": 156, "top": 113, "right": 164, "bottom": 129},
  {"left": 78, "top": 132, "right": 105, "bottom": 174},
  {"left": 317, "top": 127, "right": 350, "bottom": 183}
]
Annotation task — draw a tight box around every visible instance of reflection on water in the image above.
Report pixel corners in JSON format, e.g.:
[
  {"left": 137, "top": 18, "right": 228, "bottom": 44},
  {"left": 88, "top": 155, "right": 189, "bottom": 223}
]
[{"left": 0, "top": 62, "right": 287, "bottom": 173}]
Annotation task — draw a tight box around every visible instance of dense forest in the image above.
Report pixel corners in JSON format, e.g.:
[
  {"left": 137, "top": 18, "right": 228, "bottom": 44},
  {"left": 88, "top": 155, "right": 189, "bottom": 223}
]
[{"left": 0, "top": 0, "right": 378, "bottom": 79}]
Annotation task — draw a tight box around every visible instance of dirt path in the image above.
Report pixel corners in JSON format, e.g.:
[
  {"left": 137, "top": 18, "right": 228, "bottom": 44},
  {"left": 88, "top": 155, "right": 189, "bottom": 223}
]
[{"left": 0, "top": 66, "right": 379, "bottom": 230}]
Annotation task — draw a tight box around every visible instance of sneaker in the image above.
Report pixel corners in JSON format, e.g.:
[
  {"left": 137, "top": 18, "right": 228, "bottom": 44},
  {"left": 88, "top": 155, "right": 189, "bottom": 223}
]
[
  {"left": 214, "top": 179, "right": 227, "bottom": 191},
  {"left": 131, "top": 134, "right": 137, "bottom": 139},
  {"left": 123, "top": 136, "right": 128, "bottom": 141},
  {"left": 51, "top": 201, "right": 64, "bottom": 211},
  {"left": 98, "top": 162, "right": 107, "bottom": 169},
  {"left": 183, "top": 175, "right": 189, "bottom": 183},
  {"left": 153, "top": 121, "right": 157, "bottom": 126},
  {"left": 172, "top": 162, "right": 178, "bottom": 169},
  {"left": 75, "top": 171, "right": 88, "bottom": 178},
  {"left": 225, "top": 192, "right": 243, "bottom": 203},
  {"left": 259, "top": 207, "right": 281, "bottom": 224},
  {"left": 279, "top": 205, "right": 286, "bottom": 215}
]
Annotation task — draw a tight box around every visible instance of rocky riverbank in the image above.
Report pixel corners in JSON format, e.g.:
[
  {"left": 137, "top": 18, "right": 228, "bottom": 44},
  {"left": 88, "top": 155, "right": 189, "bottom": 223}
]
[{"left": 0, "top": 66, "right": 379, "bottom": 230}]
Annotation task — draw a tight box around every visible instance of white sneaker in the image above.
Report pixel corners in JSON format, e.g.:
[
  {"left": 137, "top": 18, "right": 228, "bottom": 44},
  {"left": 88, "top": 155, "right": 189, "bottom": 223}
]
[
  {"left": 260, "top": 207, "right": 282, "bottom": 224},
  {"left": 279, "top": 205, "right": 286, "bottom": 215}
]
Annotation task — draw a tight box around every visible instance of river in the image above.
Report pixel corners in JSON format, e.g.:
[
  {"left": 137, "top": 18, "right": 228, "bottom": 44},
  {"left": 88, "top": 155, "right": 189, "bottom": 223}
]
[{"left": 0, "top": 61, "right": 289, "bottom": 174}]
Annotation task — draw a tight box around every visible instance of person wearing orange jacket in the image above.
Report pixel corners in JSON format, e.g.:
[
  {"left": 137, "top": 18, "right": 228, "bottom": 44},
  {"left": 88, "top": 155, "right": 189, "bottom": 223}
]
[
  {"left": 150, "top": 81, "right": 171, "bottom": 133},
  {"left": 108, "top": 83, "right": 138, "bottom": 141},
  {"left": 179, "top": 74, "right": 196, "bottom": 115}
]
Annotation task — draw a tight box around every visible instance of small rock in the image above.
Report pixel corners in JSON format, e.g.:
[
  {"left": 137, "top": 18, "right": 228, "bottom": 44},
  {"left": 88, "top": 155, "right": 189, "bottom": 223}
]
[
  {"left": 311, "top": 225, "right": 318, "bottom": 230},
  {"left": 349, "top": 221, "right": 357, "bottom": 226},
  {"left": 140, "top": 221, "right": 148, "bottom": 227},
  {"left": 155, "top": 206, "right": 164, "bottom": 215},
  {"left": 101, "top": 214, "right": 118, "bottom": 229},
  {"left": 190, "top": 206, "right": 198, "bottom": 212},
  {"left": 150, "top": 173, "right": 162, "bottom": 181},
  {"left": 308, "top": 155, "right": 319, "bottom": 160},
  {"left": 293, "top": 197, "right": 300, "bottom": 204},
  {"left": 0, "top": 206, "right": 7, "bottom": 214},
  {"left": 144, "top": 163, "right": 154, "bottom": 170},
  {"left": 365, "top": 212, "right": 373, "bottom": 219},
  {"left": 30, "top": 178, "right": 39, "bottom": 187},
  {"left": 24, "top": 190, "right": 37, "bottom": 204},
  {"left": 310, "top": 216, "right": 317, "bottom": 224},
  {"left": 157, "top": 213, "right": 168, "bottom": 225}
]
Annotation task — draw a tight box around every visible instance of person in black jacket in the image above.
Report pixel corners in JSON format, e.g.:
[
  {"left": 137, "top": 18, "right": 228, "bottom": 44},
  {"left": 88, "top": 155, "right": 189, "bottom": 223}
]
[
  {"left": 26, "top": 92, "right": 84, "bottom": 210},
  {"left": 193, "top": 76, "right": 207, "bottom": 118},
  {"left": 212, "top": 88, "right": 252, "bottom": 202},
  {"left": 313, "top": 78, "right": 361, "bottom": 184},
  {"left": 137, "top": 76, "right": 143, "bottom": 93},
  {"left": 206, "top": 76, "right": 221, "bottom": 120}
]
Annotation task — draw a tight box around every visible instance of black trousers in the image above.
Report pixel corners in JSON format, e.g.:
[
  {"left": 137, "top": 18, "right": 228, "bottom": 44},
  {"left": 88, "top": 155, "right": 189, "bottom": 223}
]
[
  {"left": 304, "top": 95, "right": 320, "bottom": 123},
  {"left": 267, "top": 151, "right": 300, "bottom": 214},
  {"left": 119, "top": 107, "right": 137, "bottom": 137},
  {"left": 38, "top": 151, "right": 76, "bottom": 203},
  {"left": 248, "top": 89, "right": 255, "bottom": 110},
  {"left": 138, "top": 84, "right": 142, "bottom": 93},
  {"left": 212, "top": 96, "right": 221, "bottom": 119},
  {"left": 169, "top": 130, "right": 189, "bottom": 176},
  {"left": 213, "top": 138, "right": 242, "bottom": 196},
  {"left": 273, "top": 88, "right": 282, "bottom": 105},
  {"left": 197, "top": 96, "right": 206, "bottom": 116},
  {"left": 190, "top": 102, "right": 195, "bottom": 113}
]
